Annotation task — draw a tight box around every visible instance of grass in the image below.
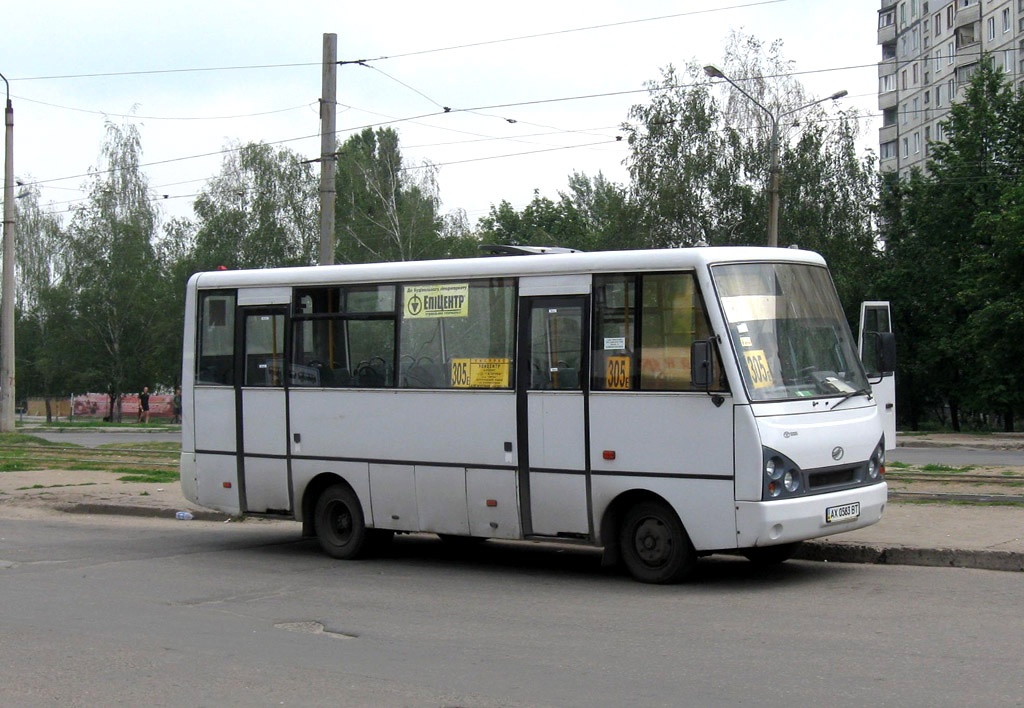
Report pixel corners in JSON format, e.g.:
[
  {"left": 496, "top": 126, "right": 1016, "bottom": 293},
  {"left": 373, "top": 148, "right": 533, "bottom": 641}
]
[
  {"left": 96, "top": 441, "right": 180, "bottom": 452},
  {"left": 16, "top": 482, "right": 97, "bottom": 490},
  {"left": 0, "top": 432, "right": 68, "bottom": 446},
  {"left": 887, "top": 460, "right": 911, "bottom": 469},
  {"left": 114, "top": 469, "right": 179, "bottom": 484},
  {"left": 1, "top": 461, "right": 40, "bottom": 472},
  {"left": 895, "top": 498, "right": 1024, "bottom": 508},
  {"left": 919, "top": 464, "right": 975, "bottom": 473}
]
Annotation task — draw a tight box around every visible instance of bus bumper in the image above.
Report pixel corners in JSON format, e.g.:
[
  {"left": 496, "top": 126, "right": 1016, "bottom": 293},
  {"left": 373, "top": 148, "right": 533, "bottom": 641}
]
[
  {"left": 735, "top": 481, "right": 887, "bottom": 548},
  {"left": 180, "top": 452, "right": 199, "bottom": 505}
]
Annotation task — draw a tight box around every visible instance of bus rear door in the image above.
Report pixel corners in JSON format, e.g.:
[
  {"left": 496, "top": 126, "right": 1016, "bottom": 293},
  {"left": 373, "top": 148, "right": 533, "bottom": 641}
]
[{"left": 236, "top": 296, "right": 292, "bottom": 514}]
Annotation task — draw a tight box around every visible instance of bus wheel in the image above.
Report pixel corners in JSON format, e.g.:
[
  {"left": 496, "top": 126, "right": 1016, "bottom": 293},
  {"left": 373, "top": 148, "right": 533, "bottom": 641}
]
[
  {"left": 741, "top": 541, "right": 802, "bottom": 566},
  {"left": 619, "top": 500, "right": 696, "bottom": 584},
  {"left": 314, "top": 485, "right": 369, "bottom": 559}
]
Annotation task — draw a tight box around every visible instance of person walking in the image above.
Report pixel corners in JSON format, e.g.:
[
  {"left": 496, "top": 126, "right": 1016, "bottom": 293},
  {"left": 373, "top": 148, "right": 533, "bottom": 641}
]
[
  {"left": 172, "top": 387, "right": 182, "bottom": 424},
  {"left": 138, "top": 386, "right": 151, "bottom": 425}
]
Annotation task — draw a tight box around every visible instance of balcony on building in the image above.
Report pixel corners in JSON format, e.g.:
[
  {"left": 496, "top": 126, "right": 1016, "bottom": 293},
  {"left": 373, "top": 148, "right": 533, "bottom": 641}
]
[
  {"left": 878, "top": 6, "right": 897, "bottom": 44},
  {"left": 954, "top": 1, "right": 981, "bottom": 29},
  {"left": 879, "top": 88, "right": 899, "bottom": 111}
]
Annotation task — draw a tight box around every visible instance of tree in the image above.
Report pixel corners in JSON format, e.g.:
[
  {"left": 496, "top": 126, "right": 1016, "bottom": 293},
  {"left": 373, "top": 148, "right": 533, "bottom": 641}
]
[
  {"left": 334, "top": 127, "right": 445, "bottom": 262},
  {"left": 878, "top": 56, "right": 1024, "bottom": 430},
  {"left": 13, "top": 185, "right": 70, "bottom": 418},
  {"left": 192, "top": 141, "right": 319, "bottom": 270},
  {"left": 57, "top": 120, "right": 163, "bottom": 420},
  {"left": 624, "top": 32, "right": 878, "bottom": 317},
  {"left": 476, "top": 172, "right": 636, "bottom": 252}
]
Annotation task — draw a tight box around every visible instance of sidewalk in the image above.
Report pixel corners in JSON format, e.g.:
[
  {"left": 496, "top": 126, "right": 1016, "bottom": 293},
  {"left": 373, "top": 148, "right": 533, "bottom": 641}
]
[{"left": 1, "top": 465, "right": 1021, "bottom": 573}]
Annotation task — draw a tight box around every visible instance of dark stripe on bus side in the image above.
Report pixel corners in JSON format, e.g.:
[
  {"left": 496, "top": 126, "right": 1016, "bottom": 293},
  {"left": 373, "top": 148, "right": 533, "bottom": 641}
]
[{"left": 196, "top": 449, "right": 733, "bottom": 481}]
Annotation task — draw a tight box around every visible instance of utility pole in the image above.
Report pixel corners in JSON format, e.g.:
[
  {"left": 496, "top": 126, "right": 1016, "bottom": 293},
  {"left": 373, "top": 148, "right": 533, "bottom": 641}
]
[
  {"left": 318, "top": 33, "right": 337, "bottom": 265},
  {"left": 1, "top": 72, "right": 15, "bottom": 432}
]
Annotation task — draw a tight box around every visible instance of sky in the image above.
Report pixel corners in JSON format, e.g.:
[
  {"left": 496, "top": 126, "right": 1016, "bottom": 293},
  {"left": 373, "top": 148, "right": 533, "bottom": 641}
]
[{"left": 2, "top": 0, "right": 883, "bottom": 229}]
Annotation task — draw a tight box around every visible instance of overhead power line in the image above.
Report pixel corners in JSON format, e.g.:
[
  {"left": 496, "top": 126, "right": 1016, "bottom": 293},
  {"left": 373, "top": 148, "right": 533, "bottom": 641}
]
[{"left": 11, "top": 1, "right": 790, "bottom": 83}]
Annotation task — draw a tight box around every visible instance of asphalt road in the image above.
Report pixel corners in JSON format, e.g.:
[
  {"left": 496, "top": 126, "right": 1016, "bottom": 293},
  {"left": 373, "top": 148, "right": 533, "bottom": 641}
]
[
  {"left": 1, "top": 513, "right": 1022, "bottom": 708},
  {"left": 889, "top": 445, "right": 1024, "bottom": 467},
  {"left": 28, "top": 429, "right": 182, "bottom": 448}
]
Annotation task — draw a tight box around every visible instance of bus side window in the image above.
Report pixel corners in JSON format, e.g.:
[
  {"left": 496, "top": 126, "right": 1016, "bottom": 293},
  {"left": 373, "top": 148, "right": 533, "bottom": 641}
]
[
  {"left": 592, "top": 275, "right": 637, "bottom": 391},
  {"left": 197, "top": 291, "right": 236, "bottom": 385},
  {"left": 592, "top": 273, "right": 724, "bottom": 392}
]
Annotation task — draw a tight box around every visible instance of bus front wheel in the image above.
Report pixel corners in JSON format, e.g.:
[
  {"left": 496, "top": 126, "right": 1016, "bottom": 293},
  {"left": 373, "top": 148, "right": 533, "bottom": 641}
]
[
  {"left": 314, "top": 484, "right": 370, "bottom": 559},
  {"left": 619, "top": 500, "right": 696, "bottom": 584}
]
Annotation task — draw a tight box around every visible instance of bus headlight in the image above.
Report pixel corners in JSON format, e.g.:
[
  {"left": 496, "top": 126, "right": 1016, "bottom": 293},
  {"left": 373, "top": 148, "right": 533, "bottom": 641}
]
[
  {"left": 783, "top": 470, "right": 800, "bottom": 492},
  {"left": 868, "top": 438, "right": 885, "bottom": 480},
  {"left": 762, "top": 448, "right": 803, "bottom": 500}
]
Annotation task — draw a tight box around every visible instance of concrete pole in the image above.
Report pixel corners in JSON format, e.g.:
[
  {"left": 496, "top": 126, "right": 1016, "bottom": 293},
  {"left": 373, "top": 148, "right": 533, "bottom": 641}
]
[
  {"left": 1, "top": 76, "right": 15, "bottom": 432},
  {"left": 767, "top": 117, "right": 780, "bottom": 249},
  {"left": 318, "top": 33, "right": 338, "bottom": 266}
]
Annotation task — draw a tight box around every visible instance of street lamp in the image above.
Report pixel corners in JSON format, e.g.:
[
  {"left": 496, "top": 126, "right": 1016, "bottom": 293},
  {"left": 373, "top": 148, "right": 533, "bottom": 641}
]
[{"left": 703, "top": 64, "right": 847, "bottom": 248}]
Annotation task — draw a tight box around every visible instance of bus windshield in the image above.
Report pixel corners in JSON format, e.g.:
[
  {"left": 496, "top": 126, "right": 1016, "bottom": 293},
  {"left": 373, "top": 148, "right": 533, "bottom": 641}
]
[{"left": 712, "top": 262, "right": 868, "bottom": 402}]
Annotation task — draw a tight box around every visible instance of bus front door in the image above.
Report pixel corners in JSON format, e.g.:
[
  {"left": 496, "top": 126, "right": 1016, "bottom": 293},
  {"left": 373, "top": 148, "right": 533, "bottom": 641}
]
[
  {"left": 518, "top": 297, "right": 591, "bottom": 539},
  {"left": 236, "top": 308, "right": 292, "bottom": 514}
]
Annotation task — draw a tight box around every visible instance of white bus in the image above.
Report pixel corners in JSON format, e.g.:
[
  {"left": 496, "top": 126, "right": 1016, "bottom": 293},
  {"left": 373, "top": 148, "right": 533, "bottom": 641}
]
[{"left": 180, "top": 247, "right": 895, "bottom": 583}]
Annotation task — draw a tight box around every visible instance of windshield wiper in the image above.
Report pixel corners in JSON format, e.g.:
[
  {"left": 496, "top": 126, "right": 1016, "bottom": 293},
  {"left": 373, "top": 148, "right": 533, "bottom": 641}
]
[{"left": 831, "top": 388, "right": 873, "bottom": 410}]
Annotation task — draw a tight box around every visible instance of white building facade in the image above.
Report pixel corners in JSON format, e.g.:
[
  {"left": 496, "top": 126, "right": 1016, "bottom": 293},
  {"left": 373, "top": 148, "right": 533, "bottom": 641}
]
[{"left": 878, "top": 0, "right": 1024, "bottom": 177}]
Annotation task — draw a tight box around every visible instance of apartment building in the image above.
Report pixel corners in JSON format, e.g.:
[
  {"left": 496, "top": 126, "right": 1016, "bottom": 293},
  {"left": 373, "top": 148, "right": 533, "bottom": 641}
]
[{"left": 878, "top": 0, "right": 1023, "bottom": 177}]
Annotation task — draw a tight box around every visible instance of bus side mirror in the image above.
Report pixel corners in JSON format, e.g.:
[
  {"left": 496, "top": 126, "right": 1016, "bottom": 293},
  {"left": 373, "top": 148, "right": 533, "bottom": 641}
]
[
  {"left": 691, "top": 340, "right": 715, "bottom": 389},
  {"left": 874, "top": 332, "right": 896, "bottom": 375}
]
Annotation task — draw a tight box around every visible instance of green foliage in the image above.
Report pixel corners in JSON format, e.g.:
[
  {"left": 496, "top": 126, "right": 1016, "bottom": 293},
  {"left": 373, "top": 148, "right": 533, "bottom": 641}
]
[
  {"left": 878, "top": 56, "right": 1024, "bottom": 430},
  {"left": 334, "top": 127, "right": 462, "bottom": 262},
  {"left": 192, "top": 142, "right": 319, "bottom": 270},
  {"left": 476, "top": 173, "right": 638, "bottom": 252}
]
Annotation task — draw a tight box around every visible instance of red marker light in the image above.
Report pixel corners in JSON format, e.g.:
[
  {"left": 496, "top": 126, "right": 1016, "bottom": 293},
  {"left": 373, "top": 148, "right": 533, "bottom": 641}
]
[{"left": 603, "top": 450, "right": 616, "bottom": 460}]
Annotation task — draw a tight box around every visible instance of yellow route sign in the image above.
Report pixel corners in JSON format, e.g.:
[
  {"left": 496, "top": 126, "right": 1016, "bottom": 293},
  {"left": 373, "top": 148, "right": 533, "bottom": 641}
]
[
  {"left": 743, "top": 350, "right": 774, "bottom": 389},
  {"left": 450, "top": 358, "right": 511, "bottom": 388},
  {"left": 605, "top": 356, "right": 632, "bottom": 390}
]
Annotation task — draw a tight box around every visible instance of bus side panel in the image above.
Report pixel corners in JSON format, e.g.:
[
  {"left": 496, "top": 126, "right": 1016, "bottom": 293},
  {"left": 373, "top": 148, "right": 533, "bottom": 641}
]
[
  {"left": 733, "top": 405, "right": 762, "bottom": 502},
  {"left": 194, "top": 452, "right": 241, "bottom": 515},
  {"left": 415, "top": 465, "right": 471, "bottom": 536},
  {"left": 589, "top": 393, "right": 738, "bottom": 550},
  {"left": 370, "top": 464, "right": 419, "bottom": 531},
  {"left": 193, "top": 386, "right": 241, "bottom": 514},
  {"left": 592, "top": 477, "right": 737, "bottom": 551},
  {"left": 288, "top": 389, "right": 516, "bottom": 467},
  {"left": 589, "top": 393, "right": 734, "bottom": 476},
  {"left": 466, "top": 468, "right": 521, "bottom": 539}
]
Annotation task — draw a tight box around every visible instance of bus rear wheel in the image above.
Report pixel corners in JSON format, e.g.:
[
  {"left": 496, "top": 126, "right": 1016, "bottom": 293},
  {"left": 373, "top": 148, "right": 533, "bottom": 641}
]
[
  {"left": 314, "top": 484, "right": 370, "bottom": 559},
  {"left": 619, "top": 500, "right": 696, "bottom": 584}
]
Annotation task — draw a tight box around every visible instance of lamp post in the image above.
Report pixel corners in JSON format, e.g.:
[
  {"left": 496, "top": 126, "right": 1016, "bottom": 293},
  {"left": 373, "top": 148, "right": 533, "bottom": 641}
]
[
  {"left": 0, "top": 72, "right": 14, "bottom": 432},
  {"left": 703, "top": 65, "right": 847, "bottom": 248}
]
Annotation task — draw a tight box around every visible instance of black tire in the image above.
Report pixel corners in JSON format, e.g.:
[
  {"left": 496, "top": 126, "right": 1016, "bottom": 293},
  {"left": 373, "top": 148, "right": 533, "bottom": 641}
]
[
  {"left": 619, "top": 500, "right": 696, "bottom": 584},
  {"left": 741, "top": 541, "right": 802, "bottom": 566},
  {"left": 314, "top": 484, "right": 370, "bottom": 559}
]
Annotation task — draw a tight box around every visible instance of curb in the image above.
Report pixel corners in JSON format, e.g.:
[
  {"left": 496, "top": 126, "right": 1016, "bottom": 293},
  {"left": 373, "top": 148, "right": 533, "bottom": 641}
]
[
  {"left": 60, "top": 503, "right": 230, "bottom": 523},
  {"left": 799, "top": 540, "right": 1024, "bottom": 572},
  {"left": 52, "top": 502, "right": 1024, "bottom": 572}
]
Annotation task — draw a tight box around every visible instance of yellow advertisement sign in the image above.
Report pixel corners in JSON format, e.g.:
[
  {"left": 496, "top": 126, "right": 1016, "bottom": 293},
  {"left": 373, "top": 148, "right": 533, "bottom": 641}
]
[
  {"left": 450, "top": 358, "right": 511, "bottom": 388},
  {"left": 404, "top": 283, "right": 469, "bottom": 319},
  {"left": 606, "top": 356, "right": 632, "bottom": 390},
  {"left": 743, "top": 350, "right": 774, "bottom": 389}
]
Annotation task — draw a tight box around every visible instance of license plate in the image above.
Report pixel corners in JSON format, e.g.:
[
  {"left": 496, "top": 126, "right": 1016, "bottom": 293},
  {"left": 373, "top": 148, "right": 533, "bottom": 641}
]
[{"left": 825, "top": 502, "right": 860, "bottom": 524}]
